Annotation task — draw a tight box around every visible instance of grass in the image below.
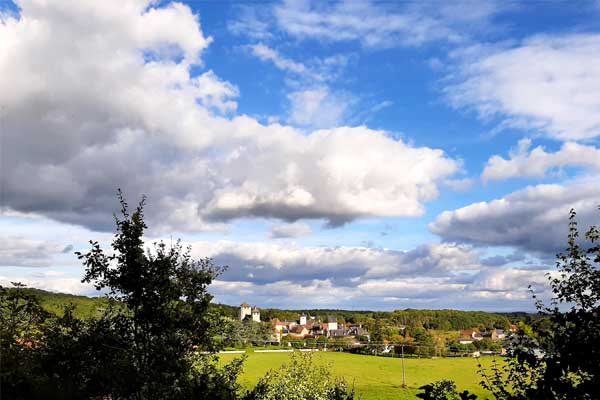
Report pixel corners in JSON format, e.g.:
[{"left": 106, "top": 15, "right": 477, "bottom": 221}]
[{"left": 220, "top": 351, "right": 496, "bottom": 399}]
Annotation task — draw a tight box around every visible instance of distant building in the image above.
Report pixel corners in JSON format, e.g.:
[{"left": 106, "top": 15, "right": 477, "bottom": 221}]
[
  {"left": 460, "top": 329, "right": 483, "bottom": 341},
  {"left": 492, "top": 329, "right": 506, "bottom": 341},
  {"left": 240, "top": 302, "right": 251, "bottom": 321},
  {"left": 326, "top": 316, "right": 338, "bottom": 332},
  {"left": 288, "top": 325, "right": 309, "bottom": 338},
  {"left": 252, "top": 306, "right": 261, "bottom": 322},
  {"left": 239, "top": 302, "right": 260, "bottom": 322},
  {"left": 300, "top": 313, "right": 307, "bottom": 326}
]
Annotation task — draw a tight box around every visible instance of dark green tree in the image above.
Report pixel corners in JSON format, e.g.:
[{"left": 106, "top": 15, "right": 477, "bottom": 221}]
[
  {"left": 0, "top": 283, "right": 49, "bottom": 398},
  {"left": 74, "top": 190, "right": 242, "bottom": 399}
]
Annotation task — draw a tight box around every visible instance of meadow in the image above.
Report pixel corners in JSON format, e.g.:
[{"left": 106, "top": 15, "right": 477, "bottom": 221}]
[{"left": 220, "top": 351, "right": 496, "bottom": 399}]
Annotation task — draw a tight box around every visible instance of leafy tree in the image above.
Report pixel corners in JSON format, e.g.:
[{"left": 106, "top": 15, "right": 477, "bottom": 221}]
[
  {"left": 222, "top": 319, "right": 274, "bottom": 348},
  {"left": 242, "top": 352, "right": 354, "bottom": 400},
  {"left": 478, "top": 208, "right": 600, "bottom": 399},
  {"left": 1, "top": 192, "right": 243, "bottom": 400},
  {"left": 408, "top": 327, "right": 435, "bottom": 357},
  {"left": 73, "top": 191, "right": 241, "bottom": 399},
  {"left": 0, "top": 283, "right": 49, "bottom": 398},
  {"left": 369, "top": 316, "right": 384, "bottom": 343}
]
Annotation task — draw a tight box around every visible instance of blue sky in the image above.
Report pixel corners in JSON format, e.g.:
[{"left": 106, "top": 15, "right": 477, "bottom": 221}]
[{"left": 2, "top": 0, "right": 600, "bottom": 311}]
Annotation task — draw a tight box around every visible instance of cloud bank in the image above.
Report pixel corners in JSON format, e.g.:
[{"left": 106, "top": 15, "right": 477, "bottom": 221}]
[{"left": 0, "top": 0, "right": 459, "bottom": 232}]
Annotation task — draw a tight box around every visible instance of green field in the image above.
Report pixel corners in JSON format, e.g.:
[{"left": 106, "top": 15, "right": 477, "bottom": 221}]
[{"left": 220, "top": 352, "right": 495, "bottom": 399}]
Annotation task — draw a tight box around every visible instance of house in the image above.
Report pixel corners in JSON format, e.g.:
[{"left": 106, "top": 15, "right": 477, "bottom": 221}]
[
  {"left": 325, "top": 316, "right": 338, "bottom": 331},
  {"left": 348, "top": 325, "right": 368, "bottom": 338},
  {"left": 288, "top": 325, "right": 309, "bottom": 338},
  {"left": 328, "top": 328, "right": 348, "bottom": 338},
  {"left": 459, "top": 329, "right": 483, "bottom": 344},
  {"left": 491, "top": 329, "right": 506, "bottom": 341}
]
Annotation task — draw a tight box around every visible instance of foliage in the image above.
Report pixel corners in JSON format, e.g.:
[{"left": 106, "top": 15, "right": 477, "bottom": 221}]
[
  {"left": 417, "top": 380, "right": 478, "bottom": 400},
  {"left": 242, "top": 352, "right": 354, "bottom": 400},
  {"left": 0, "top": 283, "right": 49, "bottom": 398},
  {"left": 405, "top": 327, "right": 436, "bottom": 357},
  {"left": 220, "top": 319, "right": 274, "bottom": 348},
  {"left": 479, "top": 208, "right": 600, "bottom": 399},
  {"left": 0, "top": 192, "right": 242, "bottom": 400}
]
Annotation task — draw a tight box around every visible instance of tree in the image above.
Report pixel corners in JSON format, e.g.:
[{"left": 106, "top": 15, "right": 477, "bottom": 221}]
[
  {"left": 410, "top": 327, "right": 435, "bottom": 357},
  {"left": 0, "top": 283, "right": 49, "bottom": 398},
  {"left": 531, "top": 208, "right": 600, "bottom": 397},
  {"left": 73, "top": 190, "right": 241, "bottom": 399},
  {"left": 223, "top": 319, "right": 274, "bottom": 348},
  {"left": 478, "top": 207, "right": 600, "bottom": 399}
]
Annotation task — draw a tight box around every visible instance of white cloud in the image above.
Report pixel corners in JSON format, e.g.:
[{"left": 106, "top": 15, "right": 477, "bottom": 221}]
[
  {"left": 430, "top": 178, "right": 600, "bottom": 253},
  {"left": 189, "top": 240, "right": 484, "bottom": 286},
  {"left": 447, "top": 34, "right": 600, "bottom": 141},
  {"left": 443, "top": 178, "right": 475, "bottom": 191},
  {"left": 286, "top": 87, "right": 355, "bottom": 128},
  {"left": 248, "top": 43, "right": 312, "bottom": 77},
  {"left": 0, "top": 271, "right": 94, "bottom": 295},
  {"left": 271, "top": 0, "right": 503, "bottom": 48},
  {"left": 246, "top": 44, "right": 355, "bottom": 128},
  {"left": 0, "top": 236, "right": 63, "bottom": 267},
  {"left": 0, "top": 0, "right": 459, "bottom": 231},
  {"left": 270, "top": 222, "right": 313, "bottom": 238},
  {"left": 483, "top": 138, "right": 600, "bottom": 181}
]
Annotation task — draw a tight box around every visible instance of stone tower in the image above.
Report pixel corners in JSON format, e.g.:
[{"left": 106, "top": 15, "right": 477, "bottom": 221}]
[
  {"left": 252, "top": 306, "right": 261, "bottom": 322},
  {"left": 240, "top": 302, "right": 251, "bottom": 321}
]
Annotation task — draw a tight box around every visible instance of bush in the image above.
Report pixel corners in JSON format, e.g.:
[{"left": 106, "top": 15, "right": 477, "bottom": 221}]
[
  {"left": 243, "top": 352, "right": 354, "bottom": 400},
  {"left": 417, "top": 380, "right": 477, "bottom": 400}
]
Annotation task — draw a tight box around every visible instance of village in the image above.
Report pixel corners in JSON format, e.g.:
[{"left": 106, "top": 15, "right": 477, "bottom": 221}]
[
  {"left": 238, "top": 303, "right": 515, "bottom": 357},
  {"left": 239, "top": 303, "right": 369, "bottom": 345}
]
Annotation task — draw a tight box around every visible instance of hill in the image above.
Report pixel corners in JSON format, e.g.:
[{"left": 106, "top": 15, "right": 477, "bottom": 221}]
[{"left": 15, "top": 288, "right": 535, "bottom": 329}]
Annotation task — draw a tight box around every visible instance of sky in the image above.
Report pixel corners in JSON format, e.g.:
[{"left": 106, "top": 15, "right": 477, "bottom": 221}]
[{"left": 2, "top": 0, "right": 600, "bottom": 311}]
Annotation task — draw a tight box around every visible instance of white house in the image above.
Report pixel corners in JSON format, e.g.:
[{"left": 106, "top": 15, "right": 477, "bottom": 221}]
[{"left": 326, "top": 316, "right": 338, "bottom": 331}]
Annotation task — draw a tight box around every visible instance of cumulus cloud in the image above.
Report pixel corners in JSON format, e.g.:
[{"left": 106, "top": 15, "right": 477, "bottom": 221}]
[
  {"left": 447, "top": 34, "right": 600, "bottom": 141},
  {"left": 430, "top": 179, "right": 600, "bottom": 253},
  {"left": 0, "top": 0, "right": 458, "bottom": 232},
  {"left": 0, "top": 236, "right": 63, "bottom": 268},
  {"left": 209, "top": 271, "right": 550, "bottom": 311},
  {"left": 270, "top": 222, "right": 313, "bottom": 238},
  {"left": 483, "top": 138, "right": 600, "bottom": 181},
  {"left": 188, "top": 240, "right": 484, "bottom": 286}
]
